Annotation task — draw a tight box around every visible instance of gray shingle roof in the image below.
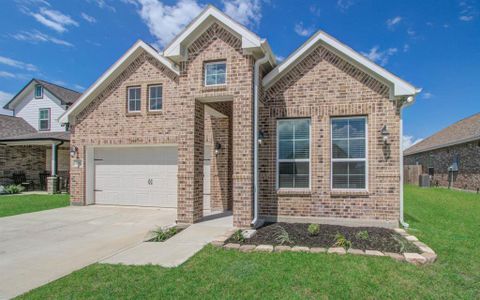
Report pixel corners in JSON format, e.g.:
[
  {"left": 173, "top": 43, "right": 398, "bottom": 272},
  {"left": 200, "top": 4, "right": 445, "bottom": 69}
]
[
  {"left": 404, "top": 112, "right": 480, "bottom": 156},
  {"left": 35, "top": 79, "right": 81, "bottom": 105},
  {"left": 0, "top": 115, "right": 36, "bottom": 138},
  {"left": 0, "top": 131, "right": 70, "bottom": 142}
]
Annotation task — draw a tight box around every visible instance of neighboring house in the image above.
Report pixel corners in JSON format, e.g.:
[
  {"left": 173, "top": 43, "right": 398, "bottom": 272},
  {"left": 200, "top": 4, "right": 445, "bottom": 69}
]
[
  {"left": 404, "top": 113, "right": 480, "bottom": 192},
  {"left": 60, "top": 6, "right": 420, "bottom": 228},
  {"left": 0, "top": 79, "right": 81, "bottom": 191}
]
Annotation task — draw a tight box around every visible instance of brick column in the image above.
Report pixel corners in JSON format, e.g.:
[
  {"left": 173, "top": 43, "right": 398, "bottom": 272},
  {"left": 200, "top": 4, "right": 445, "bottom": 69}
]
[
  {"left": 0, "top": 145, "right": 5, "bottom": 184},
  {"left": 177, "top": 100, "right": 205, "bottom": 224}
]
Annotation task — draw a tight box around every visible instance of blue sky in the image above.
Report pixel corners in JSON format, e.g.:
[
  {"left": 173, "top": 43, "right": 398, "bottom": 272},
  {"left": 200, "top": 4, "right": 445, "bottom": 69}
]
[{"left": 0, "top": 0, "right": 479, "bottom": 148}]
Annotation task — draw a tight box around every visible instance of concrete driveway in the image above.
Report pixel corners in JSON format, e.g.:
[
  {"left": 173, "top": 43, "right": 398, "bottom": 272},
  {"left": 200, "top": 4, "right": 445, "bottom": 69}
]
[{"left": 0, "top": 205, "right": 176, "bottom": 299}]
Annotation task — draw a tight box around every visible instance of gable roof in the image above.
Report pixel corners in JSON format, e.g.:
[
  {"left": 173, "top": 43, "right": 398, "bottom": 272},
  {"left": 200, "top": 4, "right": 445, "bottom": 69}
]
[
  {"left": 263, "top": 31, "right": 420, "bottom": 99},
  {"left": 404, "top": 112, "right": 480, "bottom": 156},
  {"left": 0, "top": 115, "right": 36, "bottom": 138},
  {"left": 163, "top": 5, "right": 275, "bottom": 66},
  {"left": 3, "top": 79, "right": 82, "bottom": 110},
  {"left": 59, "top": 40, "right": 179, "bottom": 124}
]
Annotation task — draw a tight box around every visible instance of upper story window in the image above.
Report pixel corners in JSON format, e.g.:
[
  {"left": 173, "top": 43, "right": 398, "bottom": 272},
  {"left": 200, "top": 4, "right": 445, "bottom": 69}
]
[
  {"left": 331, "top": 117, "right": 367, "bottom": 190},
  {"left": 148, "top": 85, "right": 163, "bottom": 111},
  {"left": 39, "top": 108, "right": 50, "bottom": 131},
  {"left": 35, "top": 84, "right": 43, "bottom": 99},
  {"left": 204, "top": 61, "right": 226, "bottom": 86},
  {"left": 277, "top": 118, "right": 310, "bottom": 189},
  {"left": 127, "top": 86, "right": 141, "bottom": 113}
]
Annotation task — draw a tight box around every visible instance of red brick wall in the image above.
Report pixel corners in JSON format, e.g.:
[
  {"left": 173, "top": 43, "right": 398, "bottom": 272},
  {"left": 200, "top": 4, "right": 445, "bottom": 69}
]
[{"left": 259, "top": 45, "right": 401, "bottom": 224}]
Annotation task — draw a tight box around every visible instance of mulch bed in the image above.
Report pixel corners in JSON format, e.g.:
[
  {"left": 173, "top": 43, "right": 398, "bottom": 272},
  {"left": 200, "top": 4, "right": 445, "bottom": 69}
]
[{"left": 227, "top": 222, "right": 420, "bottom": 253}]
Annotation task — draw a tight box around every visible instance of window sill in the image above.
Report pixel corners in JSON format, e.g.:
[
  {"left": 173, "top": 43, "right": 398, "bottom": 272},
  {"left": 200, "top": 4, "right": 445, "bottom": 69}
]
[
  {"left": 147, "top": 110, "right": 163, "bottom": 115},
  {"left": 330, "top": 190, "right": 369, "bottom": 197},
  {"left": 126, "top": 112, "right": 142, "bottom": 117},
  {"left": 202, "top": 85, "right": 227, "bottom": 92},
  {"left": 277, "top": 188, "right": 311, "bottom": 196}
]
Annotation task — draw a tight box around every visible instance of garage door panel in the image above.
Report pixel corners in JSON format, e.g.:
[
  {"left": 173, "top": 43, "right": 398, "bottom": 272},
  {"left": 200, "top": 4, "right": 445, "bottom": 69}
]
[{"left": 94, "top": 147, "right": 178, "bottom": 207}]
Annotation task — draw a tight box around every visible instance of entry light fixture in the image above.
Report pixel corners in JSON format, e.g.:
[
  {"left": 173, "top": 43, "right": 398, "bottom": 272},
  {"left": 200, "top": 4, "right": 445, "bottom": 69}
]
[
  {"left": 380, "top": 125, "right": 390, "bottom": 144},
  {"left": 215, "top": 142, "right": 222, "bottom": 155},
  {"left": 70, "top": 145, "right": 78, "bottom": 158}
]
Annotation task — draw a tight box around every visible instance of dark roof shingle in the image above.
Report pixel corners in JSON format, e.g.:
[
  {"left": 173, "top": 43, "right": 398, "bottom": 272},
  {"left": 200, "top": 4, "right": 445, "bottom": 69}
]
[
  {"left": 404, "top": 112, "right": 480, "bottom": 156},
  {"left": 0, "top": 131, "right": 69, "bottom": 142},
  {"left": 35, "top": 79, "right": 81, "bottom": 105},
  {"left": 0, "top": 115, "right": 36, "bottom": 138}
]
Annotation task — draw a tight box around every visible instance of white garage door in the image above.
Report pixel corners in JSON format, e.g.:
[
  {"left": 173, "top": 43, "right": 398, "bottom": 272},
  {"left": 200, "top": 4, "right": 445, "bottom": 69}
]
[{"left": 94, "top": 146, "right": 178, "bottom": 207}]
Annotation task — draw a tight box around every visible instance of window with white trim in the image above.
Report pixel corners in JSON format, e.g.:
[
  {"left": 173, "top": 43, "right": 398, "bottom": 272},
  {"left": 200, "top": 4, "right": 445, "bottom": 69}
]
[
  {"left": 277, "top": 118, "right": 310, "bottom": 188},
  {"left": 204, "top": 61, "right": 226, "bottom": 86},
  {"left": 148, "top": 85, "right": 163, "bottom": 111},
  {"left": 39, "top": 108, "right": 50, "bottom": 131},
  {"left": 35, "top": 84, "right": 43, "bottom": 99},
  {"left": 331, "top": 117, "right": 367, "bottom": 189},
  {"left": 127, "top": 86, "right": 141, "bottom": 112}
]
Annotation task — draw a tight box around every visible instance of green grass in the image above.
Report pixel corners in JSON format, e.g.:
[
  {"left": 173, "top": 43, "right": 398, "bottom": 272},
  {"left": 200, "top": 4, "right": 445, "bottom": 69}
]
[
  {"left": 0, "top": 194, "right": 70, "bottom": 218},
  {"left": 18, "top": 186, "right": 480, "bottom": 299}
]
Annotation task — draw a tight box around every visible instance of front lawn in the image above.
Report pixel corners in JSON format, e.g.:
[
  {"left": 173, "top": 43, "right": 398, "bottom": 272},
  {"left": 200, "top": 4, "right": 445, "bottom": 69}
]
[
  {"left": 0, "top": 194, "right": 70, "bottom": 218},
  {"left": 19, "top": 186, "right": 480, "bottom": 299}
]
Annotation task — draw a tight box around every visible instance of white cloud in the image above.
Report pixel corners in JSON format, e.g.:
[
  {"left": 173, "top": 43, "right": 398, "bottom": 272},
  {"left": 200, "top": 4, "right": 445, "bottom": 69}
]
[
  {"left": 0, "top": 56, "right": 37, "bottom": 72},
  {"left": 309, "top": 4, "right": 321, "bottom": 16},
  {"left": 403, "top": 44, "right": 410, "bottom": 52},
  {"left": 421, "top": 92, "right": 434, "bottom": 99},
  {"left": 386, "top": 16, "right": 402, "bottom": 29},
  {"left": 0, "top": 91, "right": 14, "bottom": 116},
  {"left": 73, "top": 84, "right": 86, "bottom": 91},
  {"left": 30, "top": 7, "right": 78, "bottom": 33},
  {"left": 0, "top": 71, "right": 16, "bottom": 78},
  {"left": 130, "top": 0, "right": 204, "bottom": 48},
  {"left": 459, "top": 0, "right": 478, "bottom": 21},
  {"left": 12, "top": 30, "right": 74, "bottom": 47},
  {"left": 88, "top": 0, "right": 116, "bottom": 12},
  {"left": 337, "top": 0, "right": 355, "bottom": 11},
  {"left": 275, "top": 55, "right": 285, "bottom": 62},
  {"left": 81, "top": 12, "right": 96, "bottom": 23},
  {"left": 403, "top": 135, "right": 423, "bottom": 150},
  {"left": 223, "top": 0, "right": 261, "bottom": 27},
  {"left": 294, "top": 22, "right": 314, "bottom": 37},
  {"left": 361, "top": 46, "right": 398, "bottom": 66},
  {"left": 407, "top": 28, "right": 416, "bottom": 37}
]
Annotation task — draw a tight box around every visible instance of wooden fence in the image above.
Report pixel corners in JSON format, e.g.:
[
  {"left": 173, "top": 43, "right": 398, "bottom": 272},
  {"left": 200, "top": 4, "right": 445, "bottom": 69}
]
[{"left": 404, "top": 165, "right": 423, "bottom": 185}]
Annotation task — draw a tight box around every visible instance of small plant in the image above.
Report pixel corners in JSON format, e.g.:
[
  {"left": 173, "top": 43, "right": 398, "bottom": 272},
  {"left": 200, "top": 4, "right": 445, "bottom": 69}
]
[
  {"left": 273, "top": 226, "right": 293, "bottom": 245},
  {"left": 4, "top": 184, "right": 25, "bottom": 194},
  {"left": 231, "top": 229, "right": 245, "bottom": 243},
  {"left": 149, "top": 226, "right": 178, "bottom": 242},
  {"left": 355, "top": 230, "right": 369, "bottom": 240},
  {"left": 333, "top": 233, "right": 352, "bottom": 250},
  {"left": 307, "top": 223, "right": 320, "bottom": 236}
]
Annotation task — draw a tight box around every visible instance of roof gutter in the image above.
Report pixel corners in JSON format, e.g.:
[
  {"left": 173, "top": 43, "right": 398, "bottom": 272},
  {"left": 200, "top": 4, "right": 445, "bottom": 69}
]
[{"left": 251, "top": 54, "right": 271, "bottom": 228}]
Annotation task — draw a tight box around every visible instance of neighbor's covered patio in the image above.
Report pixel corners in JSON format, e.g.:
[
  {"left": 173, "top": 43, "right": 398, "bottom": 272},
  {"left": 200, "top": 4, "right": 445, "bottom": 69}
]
[{"left": 0, "top": 132, "right": 70, "bottom": 193}]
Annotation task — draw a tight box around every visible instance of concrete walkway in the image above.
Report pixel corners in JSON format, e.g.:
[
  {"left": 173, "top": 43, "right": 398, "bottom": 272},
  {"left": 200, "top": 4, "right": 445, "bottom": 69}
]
[
  {"left": 102, "top": 213, "right": 234, "bottom": 267},
  {"left": 0, "top": 206, "right": 176, "bottom": 299}
]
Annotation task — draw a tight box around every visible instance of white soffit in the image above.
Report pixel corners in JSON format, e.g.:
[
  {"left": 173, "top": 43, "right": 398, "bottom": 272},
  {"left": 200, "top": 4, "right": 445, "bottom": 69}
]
[
  {"left": 59, "top": 40, "right": 179, "bottom": 124},
  {"left": 163, "top": 5, "right": 274, "bottom": 64},
  {"left": 263, "top": 30, "right": 420, "bottom": 98}
]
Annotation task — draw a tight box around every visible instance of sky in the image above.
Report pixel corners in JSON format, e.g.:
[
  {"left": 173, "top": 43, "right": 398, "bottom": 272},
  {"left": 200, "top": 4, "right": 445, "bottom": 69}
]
[{"left": 0, "top": 0, "right": 479, "bottom": 149}]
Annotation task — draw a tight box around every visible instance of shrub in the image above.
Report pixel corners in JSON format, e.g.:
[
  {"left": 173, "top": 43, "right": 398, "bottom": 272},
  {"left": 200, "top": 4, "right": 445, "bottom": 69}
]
[
  {"left": 307, "top": 223, "right": 320, "bottom": 236},
  {"left": 355, "top": 230, "right": 369, "bottom": 240},
  {"left": 274, "top": 226, "right": 293, "bottom": 245},
  {"left": 4, "top": 184, "right": 25, "bottom": 194},
  {"left": 333, "top": 233, "right": 352, "bottom": 250},
  {"left": 150, "top": 226, "right": 178, "bottom": 242},
  {"left": 232, "top": 229, "right": 245, "bottom": 243}
]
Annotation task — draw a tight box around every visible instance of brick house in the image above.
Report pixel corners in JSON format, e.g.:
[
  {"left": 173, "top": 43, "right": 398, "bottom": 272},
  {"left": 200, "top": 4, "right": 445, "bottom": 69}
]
[
  {"left": 404, "top": 113, "right": 480, "bottom": 192},
  {"left": 60, "top": 6, "right": 420, "bottom": 228},
  {"left": 0, "top": 79, "right": 81, "bottom": 191}
]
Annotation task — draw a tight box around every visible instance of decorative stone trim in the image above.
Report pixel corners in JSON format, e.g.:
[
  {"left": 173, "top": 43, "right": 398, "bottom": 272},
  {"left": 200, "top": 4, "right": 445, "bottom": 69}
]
[{"left": 212, "top": 228, "right": 437, "bottom": 265}]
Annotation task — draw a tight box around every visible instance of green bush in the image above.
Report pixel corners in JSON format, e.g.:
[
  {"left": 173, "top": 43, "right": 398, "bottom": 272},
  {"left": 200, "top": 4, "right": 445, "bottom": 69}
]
[
  {"left": 307, "top": 223, "right": 320, "bottom": 236},
  {"left": 4, "top": 184, "right": 25, "bottom": 194},
  {"left": 333, "top": 233, "right": 352, "bottom": 250},
  {"left": 231, "top": 229, "right": 245, "bottom": 242},
  {"left": 149, "top": 226, "right": 178, "bottom": 242},
  {"left": 274, "top": 226, "right": 293, "bottom": 245},
  {"left": 355, "top": 230, "right": 369, "bottom": 240}
]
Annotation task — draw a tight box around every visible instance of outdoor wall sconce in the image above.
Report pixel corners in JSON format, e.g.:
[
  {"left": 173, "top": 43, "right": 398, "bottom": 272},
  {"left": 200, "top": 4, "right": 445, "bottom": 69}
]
[
  {"left": 258, "top": 130, "right": 266, "bottom": 145},
  {"left": 215, "top": 142, "right": 222, "bottom": 155},
  {"left": 69, "top": 145, "right": 78, "bottom": 158},
  {"left": 380, "top": 125, "right": 390, "bottom": 144}
]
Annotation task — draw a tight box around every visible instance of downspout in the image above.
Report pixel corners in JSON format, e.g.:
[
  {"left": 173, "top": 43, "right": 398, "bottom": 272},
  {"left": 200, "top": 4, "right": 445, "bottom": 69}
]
[
  {"left": 399, "top": 95, "right": 416, "bottom": 228},
  {"left": 251, "top": 54, "right": 270, "bottom": 228}
]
